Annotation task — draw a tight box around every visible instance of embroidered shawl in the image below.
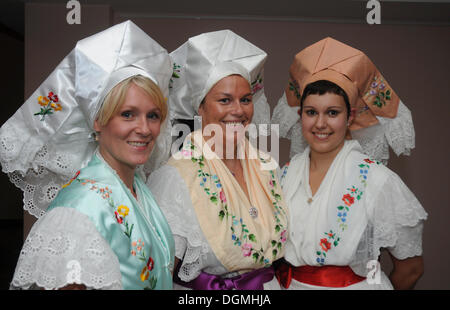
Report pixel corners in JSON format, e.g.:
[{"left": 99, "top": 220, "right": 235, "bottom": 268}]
[{"left": 167, "top": 130, "right": 288, "bottom": 273}]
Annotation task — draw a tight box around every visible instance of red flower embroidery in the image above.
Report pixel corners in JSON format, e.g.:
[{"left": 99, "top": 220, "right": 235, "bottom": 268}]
[
  {"left": 320, "top": 238, "right": 331, "bottom": 252},
  {"left": 48, "top": 91, "right": 59, "bottom": 102},
  {"left": 342, "top": 194, "right": 355, "bottom": 206},
  {"left": 364, "top": 159, "right": 374, "bottom": 164},
  {"left": 114, "top": 211, "right": 123, "bottom": 224},
  {"left": 147, "top": 257, "right": 154, "bottom": 271}
]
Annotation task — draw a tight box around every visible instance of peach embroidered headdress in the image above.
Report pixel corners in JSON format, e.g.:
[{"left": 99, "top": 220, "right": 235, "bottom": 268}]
[{"left": 275, "top": 37, "right": 415, "bottom": 162}]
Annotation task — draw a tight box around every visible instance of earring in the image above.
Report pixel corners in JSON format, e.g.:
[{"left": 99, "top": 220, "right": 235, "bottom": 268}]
[{"left": 92, "top": 132, "right": 99, "bottom": 141}]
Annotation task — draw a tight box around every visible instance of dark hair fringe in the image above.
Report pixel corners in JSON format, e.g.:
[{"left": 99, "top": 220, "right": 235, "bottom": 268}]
[{"left": 300, "top": 80, "right": 351, "bottom": 119}]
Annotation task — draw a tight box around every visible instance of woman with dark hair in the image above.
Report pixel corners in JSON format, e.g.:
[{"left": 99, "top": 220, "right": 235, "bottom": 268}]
[{"left": 272, "top": 37, "right": 427, "bottom": 290}]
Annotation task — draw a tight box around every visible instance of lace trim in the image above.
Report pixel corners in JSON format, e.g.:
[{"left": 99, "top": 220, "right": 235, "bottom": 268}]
[
  {"left": 353, "top": 169, "right": 427, "bottom": 269},
  {"left": 271, "top": 95, "right": 416, "bottom": 163},
  {"left": 10, "top": 207, "right": 123, "bottom": 290},
  {"left": 0, "top": 119, "right": 97, "bottom": 218},
  {"left": 147, "top": 165, "right": 226, "bottom": 282},
  {"left": 0, "top": 116, "right": 171, "bottom": 218}
]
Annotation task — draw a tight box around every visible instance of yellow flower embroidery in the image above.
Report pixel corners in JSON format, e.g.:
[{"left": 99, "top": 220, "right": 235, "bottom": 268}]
[
  {"left": 117, "top": 205, "right": 129, "bottom": 217},
  {"left": 140, "top": 266, "right": 149, "bottom": 281}
]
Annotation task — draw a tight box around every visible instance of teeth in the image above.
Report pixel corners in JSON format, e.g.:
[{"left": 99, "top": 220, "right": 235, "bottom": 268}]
[
  {"left": 315, "top": 133, "right": 330, "bottom": 139},
  {"left": 224, "top": 122, "right": 244, "bottom": 126},
  {"left": 128, "top": 141, "right": 148, "bottom": 146}
]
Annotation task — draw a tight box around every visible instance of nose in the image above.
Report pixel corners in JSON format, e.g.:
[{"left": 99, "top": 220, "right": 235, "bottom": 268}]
[
  {"left": 315, "top": 113, "right": 327, "bottom": 129},
  {"left": 230, "top": 99, "right": 244, "bottom": 116},
  {"left": 135, "top": 116, "right": 152, "bottom": 136}
]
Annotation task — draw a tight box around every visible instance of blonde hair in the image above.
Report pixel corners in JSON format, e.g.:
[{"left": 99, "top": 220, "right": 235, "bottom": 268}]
[{"left": 96, "top": 75, "right": 167, "bottom": 126}]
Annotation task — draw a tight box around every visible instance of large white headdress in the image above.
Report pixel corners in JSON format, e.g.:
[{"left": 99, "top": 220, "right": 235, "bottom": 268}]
[
  {"left": 0, "top": 20, "right": 173, "bottom": 217},
  {"left": 168, "top": 29, "right": 270, "bottom": 127}
]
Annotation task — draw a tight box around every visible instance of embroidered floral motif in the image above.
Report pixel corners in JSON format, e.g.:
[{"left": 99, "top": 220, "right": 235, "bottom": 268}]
[
  {"left": 187, "top": 140, "right": 287, "bottom": 265},
  {"left": 75, "top": 176, "right": 159, "bottom": 288},
  {"left": 288, "top": 79, "right": 301, "bottom": 100},
  {"left": 251, "top": 73, "right": 263, "bottom": 94},
  {"left": 315, "top": 158, "right": 380, "bottom": 265},
  {"left": 34, "top": 91, "right": 62, "bottom": 121},
  {"left": 280, "top": 162, "right": 290, "bottom": 184},
  {"left": 364, "top": 76, "right": 392, "bottom": 108},
  {"left": 62, "top": 170, "right": 80, "bottom": 189},
  {"left": 132, "top": 239, "right": 157, "bottom": 289},
  {"left": 169, "top": 63, "right": 181, "bottom": 89}
]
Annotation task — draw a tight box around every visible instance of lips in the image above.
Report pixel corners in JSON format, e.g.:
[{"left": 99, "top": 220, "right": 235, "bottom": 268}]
[
  {"left": 127, "top": 141, "right": 150, "bottom": 150},
  {"left": 313, "top": 132, "right": 332, "bottom": 140}
]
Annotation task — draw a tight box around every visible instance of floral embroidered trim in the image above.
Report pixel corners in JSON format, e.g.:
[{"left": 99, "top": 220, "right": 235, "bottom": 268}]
[
  {"left": 187, "top": 140, "right": 287, "bottom": 265},
  {"left": 132, "top": 239, "right": 157, "bottom": 289},
  {"left": 280, "top": 162, "right": 290, "bottom": 184},
  {"left": 251, "top": 73, "right": 263, "bottom": 94},
  {"left": 64, "top": 172, "right": 158, "bottom": 289},
  {"left": 364, "top": 76, "right": 392, "bottom": 108},
  {"left": 315, "top": 158, "right": 380, "bottom": 265},
  {"left": 34, "top": 91, "right": 62, "bottom": 121},
  {"left": 169, "top": 63, "right": 181, "bottom": 89},
  {"left": 288, "top": 79, "right": 301, "bottom": 100}
]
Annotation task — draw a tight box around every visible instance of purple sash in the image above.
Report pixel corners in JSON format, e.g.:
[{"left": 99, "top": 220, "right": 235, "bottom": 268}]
[{"left": 174, "top": 266, "right": 275, "bottom": 290}]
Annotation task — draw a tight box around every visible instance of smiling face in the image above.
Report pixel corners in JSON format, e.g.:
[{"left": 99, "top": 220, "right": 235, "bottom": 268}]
[
  {"left": 94, "top": 83, "right": 162, "bottom": 175},
  {"left": 198, "top": 75, "right": 253, "bottom": 154},
  {"left": 301, "top": 92, "right": 353, "bottom": 157}
]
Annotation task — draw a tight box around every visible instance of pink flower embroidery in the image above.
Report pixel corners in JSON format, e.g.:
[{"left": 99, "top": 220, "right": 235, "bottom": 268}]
[
  {"left": 219, "top": 190, "right": 226, "bottom": 203},
  {"left": 242, "top": 243, "right": 253, "bottom": 257},
  {"left": 181, "top": 149, "right": 192, "bottom": 158},
  {"left": 280, "top": 230, "right": 287, "bottom": 243}
]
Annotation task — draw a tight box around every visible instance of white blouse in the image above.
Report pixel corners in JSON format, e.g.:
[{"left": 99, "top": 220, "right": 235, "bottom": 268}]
[{"left": 279, "top": 140, "right": 427, "bottom": 289}]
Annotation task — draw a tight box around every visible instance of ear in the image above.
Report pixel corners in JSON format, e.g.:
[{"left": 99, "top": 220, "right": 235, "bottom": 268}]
[
  {"left": 93, "top": 119, "right": 101, "bottom": 133},
  {"left": 347, "top": 108, "right": 356, "bottom": 126},
  {"left": 197, "top": 101, "right": 205, "bottom": 118}
]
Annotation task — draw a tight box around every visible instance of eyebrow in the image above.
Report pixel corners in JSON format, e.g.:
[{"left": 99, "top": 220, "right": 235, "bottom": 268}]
[
  {"left": 218, "top": 92, "right": 253, "bottom": 97},
  {"left": 303, "top": 105, "right": 344, "bottom": 109}
]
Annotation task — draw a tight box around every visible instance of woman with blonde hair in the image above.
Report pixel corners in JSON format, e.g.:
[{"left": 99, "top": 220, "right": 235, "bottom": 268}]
[{"left": 0, "top": 21, "right": 174, "bottom": 290}]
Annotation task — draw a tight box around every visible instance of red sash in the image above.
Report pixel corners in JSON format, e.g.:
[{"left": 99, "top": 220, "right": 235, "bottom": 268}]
[{"left": 276, "top": 262, "right": 365, "bottom": 288}]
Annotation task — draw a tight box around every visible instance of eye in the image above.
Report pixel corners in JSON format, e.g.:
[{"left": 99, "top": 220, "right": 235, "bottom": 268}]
[
  {"left": 241, "top": 96, "right": 253, "bottom": 105},
  {"left": 121, "top": 111, "right": 133, "bottom": 119},
  {"left": 304, "top": 109, "right": 316, "bottom": 116},
  {"left": 219, "top": 98, "right": 231, "bottom": 104},
  {"left": 147, "top": 112, "right": 161, "bottom": 120},
  {"left": 328, "top": 110, "right": 340, "bottom": 117}
]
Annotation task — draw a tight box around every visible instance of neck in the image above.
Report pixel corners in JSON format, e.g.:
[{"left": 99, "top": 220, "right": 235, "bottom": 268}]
[
  {"left": 98, "top": 147, "right": 136, "bottom": 197},
  {"left": 309, "top": 142, "right": 345, "bottom": 172}
]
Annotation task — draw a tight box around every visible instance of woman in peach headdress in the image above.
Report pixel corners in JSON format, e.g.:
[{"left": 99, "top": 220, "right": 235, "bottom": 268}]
[{"left": 272, "top": 37, "right": 427, "bottom": 290}]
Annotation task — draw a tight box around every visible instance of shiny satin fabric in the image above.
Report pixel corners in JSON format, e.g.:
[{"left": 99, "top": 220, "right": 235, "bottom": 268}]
[{"left": 0, "top": 20, "right": 173, "bottom": 217}]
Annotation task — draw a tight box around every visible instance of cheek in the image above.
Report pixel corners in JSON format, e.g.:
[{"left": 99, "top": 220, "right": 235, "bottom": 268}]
[
  {"left": 244, "top": 104, "right": 254, "bottom": 119},
  {"left": 149, "top": 121, "right": 161, "bottom": 138},
  {"left": 330, "top": 117, "right": 348, "bottom": 133}
]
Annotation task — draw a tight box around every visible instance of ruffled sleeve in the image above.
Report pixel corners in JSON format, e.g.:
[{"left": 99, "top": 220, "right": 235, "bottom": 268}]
[
  {"left": 147, "top": 165, "right": 227, "bottom": 282},
  {"left": 10, "top": 207, "right": 122, "bottom": 290},
  {"left": 365, "top": 167, "right": 428, "bottom": 260}
]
